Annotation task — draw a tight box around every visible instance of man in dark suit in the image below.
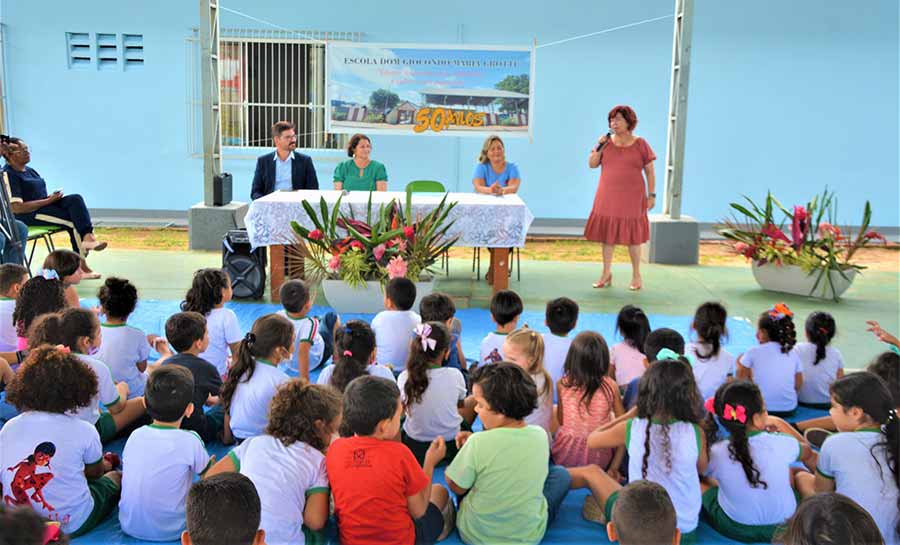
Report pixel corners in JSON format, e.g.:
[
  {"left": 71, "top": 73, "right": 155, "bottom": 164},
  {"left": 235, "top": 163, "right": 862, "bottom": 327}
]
[{"left": 250, "top": 121, "right": 319, "bottom": 200}]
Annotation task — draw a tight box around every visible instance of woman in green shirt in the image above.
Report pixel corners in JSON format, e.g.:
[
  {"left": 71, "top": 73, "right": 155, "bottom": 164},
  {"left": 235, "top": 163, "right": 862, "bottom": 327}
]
[{"left": 333, "top": 134, "right": 388, "bottom": 192}]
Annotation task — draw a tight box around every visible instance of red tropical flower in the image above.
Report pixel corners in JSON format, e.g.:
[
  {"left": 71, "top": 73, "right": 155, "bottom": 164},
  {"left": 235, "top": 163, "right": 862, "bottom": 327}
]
[
  {"left": 308, "top": 229, "right": 323, "bottom": 241},
  {"left": 864, "top": 231, "right": 887, "bottom": 243},
  {"left": 761, "top": 224, "right": 791, "bottom": 245},
  {"left": 403, "top": 226, "right": 415, "bottom": 239},
  {"left": 350, "top": 240, "right": 364, "bottom": 251},
  {"left": 791, "top": 206, "right": 808, "bottom": 249}
]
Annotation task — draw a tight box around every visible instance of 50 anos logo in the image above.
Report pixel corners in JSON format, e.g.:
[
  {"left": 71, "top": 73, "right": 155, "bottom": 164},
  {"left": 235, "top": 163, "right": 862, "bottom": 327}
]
[{"left": 413, "top": 108, "right": 486, "bottom": 133}]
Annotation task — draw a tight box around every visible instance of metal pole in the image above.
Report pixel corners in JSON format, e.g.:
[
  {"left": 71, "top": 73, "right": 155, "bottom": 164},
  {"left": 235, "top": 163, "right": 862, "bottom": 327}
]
[
  {"left": 199, "top": 0, "right": 222, "bottom": 206},
  {"left": 662, "top": 0, "right": 693, "bottom": 219}
]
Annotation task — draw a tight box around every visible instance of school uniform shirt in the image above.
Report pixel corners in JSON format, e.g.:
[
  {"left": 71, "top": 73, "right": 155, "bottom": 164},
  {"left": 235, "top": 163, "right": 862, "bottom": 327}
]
[
  {"left": 687, "top": 342, "right": 736, "bottom": 400},
  {"left": 818, "top": 430, "right": 900, "bottom": 545},
  {"left": 326, "top": 436, "right": 429, "bottom": 545},
  {"left": 626, "top": 418, "right": 702, "bottom": 533},
  {"left": 0, "top": 297, "right": 17, "bottom": 352},
  {"left": 479, "top": 332, "right": 507, "bottom": 366},
  {"left": 792, "top": 342, "right": 844, "bottom": 405},
  {"left": 118, "top": 425, "right": 210, "bottom": 541},
  {"left": 164, "top": 353, "right": 222, "bottom": 443},
  {"left": 398, "top": 367, "right": 466, "bottom": 442},
  {"left": 525, "top": 372, "right": 554, "bottom": 436},
  {"left": 0, "top": 411, "right": 103, "bottom": 534},
  {"left": 71, "top": 354, "right": 120, "bottom": 426},
  {"left": 541, "top": 333, "right": 572, "bottom": 390},
  {"left": 445, "top": 425, "right": 549, "bottom": 545},
  {"left": 706, "top": 432, "right": 801, "bottom": 526},
  {"left": 277, "top": 311, "right": 325, "bottom": 375},
  {"left": 229, "top": 435, "right": 329, "bottom": 545},
  {"left": 229, "top": 359, "right": 289, "bottom": 440},
  {"left": 611, "top": 342, "right": 646, "bottom": 386},
  {"left": 315, "top": 363, "right": 395, "bottom": 387},
  {"left": 198, "top": 307, "right": 243, "bottom": 376},
  {"left": 371, "top": 310, "right": 421, "bottom": 372},
  {"left": 96, "top": 323, "right": 151, "bottom": 398},
  {"left": 739, "top": 342, "right": 802, "bottom": 412}
]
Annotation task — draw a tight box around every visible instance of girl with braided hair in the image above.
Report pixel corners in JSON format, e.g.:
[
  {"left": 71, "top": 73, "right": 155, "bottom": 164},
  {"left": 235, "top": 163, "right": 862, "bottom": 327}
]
[
  {"left": 315, "top": 320, "right": 393, "bottom": 391},
  {"left": 736, "top": 303, "right": 803, "bottom": 416},
  {"left": 794, "top": 311, "right": 844, "bottom": 409},
  {"left": 700, "top": 380, "right": 816, "bottom": 542}
]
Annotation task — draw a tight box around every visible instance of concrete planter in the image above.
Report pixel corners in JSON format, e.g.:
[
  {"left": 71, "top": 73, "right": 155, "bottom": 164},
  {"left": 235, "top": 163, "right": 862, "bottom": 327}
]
[
  {"left": 321, "top": 277, "right": 435, "bottom": 314},
  {"left": 751, "top": 262, "right": 857, "bottom": 300}
]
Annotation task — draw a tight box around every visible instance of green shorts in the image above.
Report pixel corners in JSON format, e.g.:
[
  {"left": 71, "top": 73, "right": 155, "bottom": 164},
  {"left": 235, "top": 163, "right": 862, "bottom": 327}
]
[
  {"left": 70, "top": 475, "right": 121, "bottom": 537},
  {"left": 94, "top": 412, "right": 117, "bottom": 443},
  {"left": 701, "top": 487, "right": 781, "bottom": 543},
  {"left": 606, "top": 490, "right": 697, "bottom": 545}
]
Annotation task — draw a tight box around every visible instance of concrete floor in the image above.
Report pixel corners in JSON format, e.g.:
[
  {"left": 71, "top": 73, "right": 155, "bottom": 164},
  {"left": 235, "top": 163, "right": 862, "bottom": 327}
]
[{"left": 63, "top": 247, "right": 899, "bottom": 371}]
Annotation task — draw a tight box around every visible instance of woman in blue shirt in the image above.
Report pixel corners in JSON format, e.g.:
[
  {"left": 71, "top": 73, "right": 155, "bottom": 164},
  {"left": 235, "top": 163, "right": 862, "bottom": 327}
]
[{"left": 471, "top": 135, "right": 521, "bottom": 283}]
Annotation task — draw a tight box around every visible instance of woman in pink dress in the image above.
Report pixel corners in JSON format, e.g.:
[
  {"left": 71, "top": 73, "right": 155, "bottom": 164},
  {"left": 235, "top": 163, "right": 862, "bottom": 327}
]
[{"left": 584, "top": 105, "right": 657, "bottom": 291}]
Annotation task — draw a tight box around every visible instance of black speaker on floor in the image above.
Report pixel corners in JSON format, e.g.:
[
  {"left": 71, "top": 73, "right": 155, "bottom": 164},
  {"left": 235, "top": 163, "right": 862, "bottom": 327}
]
[
  {"left": 222, "top": 229, "right": 266, "bottom": 299},
  {"left": 213, "top": 172, "right": 233, "bottom": 206}
]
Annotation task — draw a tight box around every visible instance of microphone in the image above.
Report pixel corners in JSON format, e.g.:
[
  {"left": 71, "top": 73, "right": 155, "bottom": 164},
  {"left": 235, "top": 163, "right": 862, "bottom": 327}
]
[{"left": 594, "top": 132, "right": 612, "bottom": 153}]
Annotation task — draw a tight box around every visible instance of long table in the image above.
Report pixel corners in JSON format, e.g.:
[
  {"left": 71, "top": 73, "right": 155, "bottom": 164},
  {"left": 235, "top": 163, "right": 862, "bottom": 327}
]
[{"left": 245, "top": 190, "right": 534, "bottom": 300}]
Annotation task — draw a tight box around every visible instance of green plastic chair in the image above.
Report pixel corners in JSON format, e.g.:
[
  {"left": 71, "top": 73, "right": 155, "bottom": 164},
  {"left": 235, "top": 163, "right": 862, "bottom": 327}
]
[
  {"left": 25, "top": 225, "right": 65, "bottom": 273},
  {"left": 404, "top": 180, "right": 449, "bottom": 275}
]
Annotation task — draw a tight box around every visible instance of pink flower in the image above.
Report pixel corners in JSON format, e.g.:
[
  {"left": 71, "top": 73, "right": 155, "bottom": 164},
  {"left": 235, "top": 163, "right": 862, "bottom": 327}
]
[
  {"left": 734, "top": 242, "right": 754, "bottom": 259},
  {"left": 818, "top": 222, "right": 842, "bottom": 240},
  {"left": 793, "top": 206, "right": 809, "bottom": 223},
  {"left": 403, "top": 226, "right": 415, "bottom": 239},
  {"left": 791, "top": 206, "right": 808, "bottom": 249},
  {"left": 308, "top": 229, "right": 323, "bottom": 241},
  {"left": 327, "top": 255, "right": 341, "bottom": 272},
  {"left": 386, "top": 256, "right": 407, "bottom": 279},
  {"left": 373, "top": 243, "right": 386, "bottom": 261},
  {"left": 350, "top": 240, "right": 365, "bottom": 251},
  {"left": 761, "top": 224, "right": 791, "bottom": 245}
]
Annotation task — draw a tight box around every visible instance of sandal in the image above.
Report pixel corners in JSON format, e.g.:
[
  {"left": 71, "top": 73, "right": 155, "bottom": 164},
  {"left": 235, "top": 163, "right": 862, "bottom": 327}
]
[{"left": 592, "top": 275, "right": 612, "bottom": 289}]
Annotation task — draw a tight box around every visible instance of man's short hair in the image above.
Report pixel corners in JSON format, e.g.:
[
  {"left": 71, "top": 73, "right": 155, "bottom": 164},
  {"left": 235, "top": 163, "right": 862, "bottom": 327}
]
[
  {"left": 611, "top": 480, "right": 677, "bottom": 545},
  {"left": 279, "top": 279, "right": 310, "bottom": 314},
  {"left": 545, "top": 297, "right": 579, "bottom": 335},
  {"left": 165, "top": 312, "right": 206, "bottom": 353},
  {"left": 0, "top": 264, "right": 27, "bottom": 294},
  {"left": 186, "top": 473, "right": 261, "bottom": 545},
  {"left": 490, "top": 289, "right": 523, "bottom": 326},
  {"left": 419, "top": 292, "right": 455, "bottom": 323},
  {"left": 385, "top": 277, "right": 416, "bottom": 311},
  {"left": 470, "top": 362, "right": 537, "bottom": 420},
  {"left": 145, "top": 365, "right": 194, "bottom": 422},
  {"left": 342, "top": 376, "right": 399, "bottom": 436},
  {"left": 271, "top": 121, "right": 295, "bottom": 138}
]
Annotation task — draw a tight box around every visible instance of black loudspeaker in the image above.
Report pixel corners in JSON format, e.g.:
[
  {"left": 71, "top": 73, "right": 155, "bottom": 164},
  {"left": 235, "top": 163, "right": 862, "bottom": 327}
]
[
  {"left": 213, "top": 172, "right": 233, "bottom": 206},
  {"left": 222, "top": 229, "right": 266, "bottom": 299}
]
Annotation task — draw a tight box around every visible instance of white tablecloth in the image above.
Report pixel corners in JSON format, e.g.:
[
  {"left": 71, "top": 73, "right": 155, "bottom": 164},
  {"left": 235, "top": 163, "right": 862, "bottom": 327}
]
[{"left": 245, "top": 190, "right": 534, "bottom": 248}]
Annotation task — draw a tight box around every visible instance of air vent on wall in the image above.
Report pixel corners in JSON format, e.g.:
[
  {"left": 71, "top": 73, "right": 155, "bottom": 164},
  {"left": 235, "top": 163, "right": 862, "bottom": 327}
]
[
  {"left": 97, "top": 33, "right": 118, "bottom": 70},
  {"left": 66, "top": 32, "right": 92, "bottom": 69},
  {"left": 123, "top": 34, "right": 144, "bottom": 70}
]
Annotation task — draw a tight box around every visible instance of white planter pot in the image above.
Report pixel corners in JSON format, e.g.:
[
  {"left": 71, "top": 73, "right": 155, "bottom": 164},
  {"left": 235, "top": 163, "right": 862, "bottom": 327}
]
[
  {"left": 751, "top": 262, "right": 857, "bottom": 300},
  {"left": 321, "top": 277, "right": 435, "bottom": 314}
]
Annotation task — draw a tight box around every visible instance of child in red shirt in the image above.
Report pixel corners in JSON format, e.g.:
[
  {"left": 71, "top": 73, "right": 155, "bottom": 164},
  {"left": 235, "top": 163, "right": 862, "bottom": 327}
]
[{"left": 326, "top": 375, "right": 454, "bottom": 545}]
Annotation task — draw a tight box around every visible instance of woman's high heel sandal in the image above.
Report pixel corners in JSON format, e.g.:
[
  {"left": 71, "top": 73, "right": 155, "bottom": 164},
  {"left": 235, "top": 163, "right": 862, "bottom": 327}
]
[{"left": 592, "top": 275, "right": 613, "bottom": 289}]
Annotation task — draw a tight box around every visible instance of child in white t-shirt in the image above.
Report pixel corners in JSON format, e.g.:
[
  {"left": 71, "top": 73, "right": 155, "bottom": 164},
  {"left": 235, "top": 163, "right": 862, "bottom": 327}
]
[
  {"left": 399, "top": 321, "right": 467, "bottom": 465},
  {"left": 277, "top": 279, "right": 335, "bottom": 380},
  {"left": 479, "top": 289, "right": 522, "bottom": 366},
  {"left": 736, "top": 304, "right": 803, "bottom": 416},
  {"left": 702, "top": 380, "right": 816, "bottom": 542},
  {"left": 119, "top": 366, "right": 212, "bottom": 541},
  {"left": 207, "top": 379, "right": 342, "bottom": 545},
  {"left": 542, "top": 297, "right": 578, "bottom": 392},
  {"left": 371, "top": 277, "right": 421, "bottom": 372},
  {"left": 0, "top": 345, "right": 121, "bottom": 537},
  {"left": 687, "top": 302, "right": 736, "bottom": 399},
  {"left": 816, "top": 372, "right": 900, "bottom": 545},
  {"left": 503, "top": 328, "right": 556, "bottom": 435},
  {"left": 316, "top": 320, "right": 394, "bottom": 391},
  {"left": 794, "top": 311, "right": 844, "bottom": 408},
  {"left": 182, "top": 268, "right": 243, "bottom": 377},
  {"left": 222, "top": 314, "right": 294, "bottom": 443},
  {"left": 0, "top": 263, "right": 27, "bottom": 352},
  {"left": 610, "top": 305, "right": 651, "bottom": 386},
  {"left": 97, "top": 277, "right": 160, "bottom": 399}
]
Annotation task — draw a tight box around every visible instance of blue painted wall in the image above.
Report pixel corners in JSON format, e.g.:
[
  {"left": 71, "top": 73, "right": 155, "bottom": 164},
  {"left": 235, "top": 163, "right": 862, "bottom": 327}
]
[{"left": 2, "top": 0, "right": 897, "bottom": 225}]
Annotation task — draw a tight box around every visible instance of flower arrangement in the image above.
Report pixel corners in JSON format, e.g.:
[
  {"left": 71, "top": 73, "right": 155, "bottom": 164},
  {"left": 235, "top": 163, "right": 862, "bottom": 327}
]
[
  {"left": 718, "top": 189, "right": 886, "bottom": 300},
  {"left": 290, "top": 192, "right": 459, "bottom": 287}
]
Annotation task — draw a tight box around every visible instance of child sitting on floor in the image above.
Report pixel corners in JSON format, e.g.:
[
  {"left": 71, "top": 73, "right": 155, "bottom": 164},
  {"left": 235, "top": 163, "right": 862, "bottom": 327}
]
[
  {"left": 504, "top": 328, "right": 556, "bottom": 435},
  {"left": 419, "top": 292, "right": 466, "bottom": 371},
  {"left": 701, "top": 380, "right": 816, "bottom": 543},
  {"left": 0, "top": 503, "right": 69, "bottom": 545},
  {"left": 208, "top": 379, "right": 342, "bottom": 545},
  {"left": 277, "top": 279, "right": 336, "bottom": 380},
  {"left": 794, "top": 311, "right": 844, "bottom": 409},
  {"left": 586, "top": 357, "right": 706, "bottom": 539},
  {"left": 686, "top": 302, "right": 735, "bottom": 400},
  {"left": 446, "top": 363, "right": 571, "bottom": 545},
  {"left": 12, "top": 273, "right": 65, "bottom": 350},
  {"left": 96, "top": 277, "right": 157, "bottom": 399},
  {"left": 622, "top": 328, "right": 686, "bottom": 411},
  {"left": 607, "top": 480, "right": 680, "bottom": 545},
  {"left": 399, "top": 322, "right": 467, "bottom": 466},
  {"left": 183, "top": 473, "right": 266, "bottom": 545},
  {"left": 0, "top": 345, "right": 121, "bottom": 537},
  {"left": 479, "top": 289, "right": 522, "bottom": 366},
  {"left": 372, "top": 277, "right": 421, "bottom": 373},
  {"left": 0, "top": 263, "right": 27, "bottom": 352},
  {"left": 552, "top": 331, "right": 624, "bottom": 469},
  {"left": 119, "top": 366, "right": 212, "bottom": 541},
  {"left": 815, "top": 372, "right": 900, "bottom": 545},
  {"left": 736, "top": 304, "right": 803, "bottom": 417},
  {"left": 610, "top": 305, "right": 651, "bottom": 387},
  {"left": 181, "top": 268, "right": 243, "bottom": 377},
  {"left": 222, "top": 314, "right": 293, "bottom": 444},
  {"left": 42, "top": 249, "right": 83, "bottom": 308},
  {"left": 774, "top": 493, "right": 885, "bottom": 545},
  {"left": 162, "top": 312, "right": 223, "bottom": 444},
  {"left": 542, "top": 297, "right": 579, "bottom": 389},
  {"left": 327, "top": 375, "right": 454, "bottom": 545},
  {"left": 317, "top": 320, "right": 394, "bottom": 390}
]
